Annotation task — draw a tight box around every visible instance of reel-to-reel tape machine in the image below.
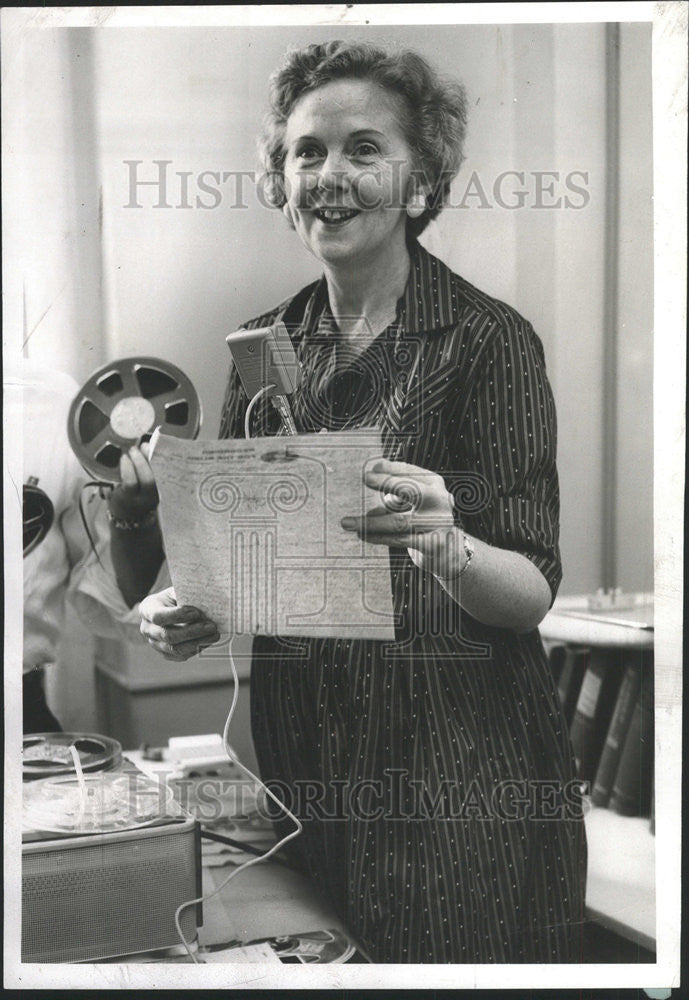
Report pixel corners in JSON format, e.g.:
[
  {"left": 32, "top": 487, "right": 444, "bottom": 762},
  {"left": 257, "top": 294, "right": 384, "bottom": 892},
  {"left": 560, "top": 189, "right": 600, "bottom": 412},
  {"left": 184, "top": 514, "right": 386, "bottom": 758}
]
[{"left": 21, "top": 733, "right": 202, "bottom": 963}]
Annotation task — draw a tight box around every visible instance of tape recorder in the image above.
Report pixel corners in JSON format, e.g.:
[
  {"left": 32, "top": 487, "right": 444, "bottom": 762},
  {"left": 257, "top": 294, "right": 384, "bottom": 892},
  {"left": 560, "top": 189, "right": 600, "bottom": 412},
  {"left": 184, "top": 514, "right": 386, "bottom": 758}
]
[{"left": 21, "top": 733, "right": 202, "bottom": 963}]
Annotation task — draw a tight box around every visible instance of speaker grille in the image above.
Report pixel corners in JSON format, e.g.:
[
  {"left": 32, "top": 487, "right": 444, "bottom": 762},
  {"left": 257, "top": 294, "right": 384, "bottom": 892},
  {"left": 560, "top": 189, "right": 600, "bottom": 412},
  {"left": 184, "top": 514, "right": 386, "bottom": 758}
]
[{"left": 22, "top": 824, "right": 199, "bottom": 963}]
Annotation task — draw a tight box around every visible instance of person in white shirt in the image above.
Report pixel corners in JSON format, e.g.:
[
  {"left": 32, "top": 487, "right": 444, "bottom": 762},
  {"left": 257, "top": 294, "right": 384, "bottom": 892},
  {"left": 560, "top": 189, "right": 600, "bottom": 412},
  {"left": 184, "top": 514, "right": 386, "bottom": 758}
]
[{"left": 17, "top": 359, "right": 161, "bottom": 732}]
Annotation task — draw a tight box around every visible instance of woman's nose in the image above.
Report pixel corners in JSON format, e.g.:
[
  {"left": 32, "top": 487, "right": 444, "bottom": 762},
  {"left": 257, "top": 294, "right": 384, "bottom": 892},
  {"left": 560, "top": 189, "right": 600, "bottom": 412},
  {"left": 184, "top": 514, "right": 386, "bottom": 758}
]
[{"left": 316, "top": 151, "right": 351, "bottom": 193}]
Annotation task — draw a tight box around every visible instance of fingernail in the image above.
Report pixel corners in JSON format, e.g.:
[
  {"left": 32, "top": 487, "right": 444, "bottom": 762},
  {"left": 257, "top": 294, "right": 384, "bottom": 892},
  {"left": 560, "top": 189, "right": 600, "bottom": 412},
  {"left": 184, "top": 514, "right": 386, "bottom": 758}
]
[{"left": 341, "top": 517, "right": 355, "bottom": 530}]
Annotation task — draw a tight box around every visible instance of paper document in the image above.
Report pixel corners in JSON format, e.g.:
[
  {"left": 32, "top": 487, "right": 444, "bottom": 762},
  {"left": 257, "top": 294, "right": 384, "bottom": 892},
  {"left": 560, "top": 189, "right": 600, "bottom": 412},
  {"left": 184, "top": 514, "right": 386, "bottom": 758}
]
[
  {"left": 150, "top": 429, "right": 395, "bottom": 638},
  {"left": 199, "top": 942, "right": 281, "bottom": 964}
]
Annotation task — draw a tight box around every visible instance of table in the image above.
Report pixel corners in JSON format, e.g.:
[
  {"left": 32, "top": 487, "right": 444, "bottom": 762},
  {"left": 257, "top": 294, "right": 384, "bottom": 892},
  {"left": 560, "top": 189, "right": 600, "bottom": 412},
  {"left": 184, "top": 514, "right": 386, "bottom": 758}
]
[
  {"left": 584, "top": 806, "right": 656, "bottom": 952},
  {"left": 198, "top": 857, "right": 343, "bottom": 949}
]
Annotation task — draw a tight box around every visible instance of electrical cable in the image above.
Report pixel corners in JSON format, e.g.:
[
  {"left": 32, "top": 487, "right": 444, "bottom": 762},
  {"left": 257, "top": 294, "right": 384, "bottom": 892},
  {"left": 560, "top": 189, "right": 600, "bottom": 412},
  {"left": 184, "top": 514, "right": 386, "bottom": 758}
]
[
  {"left": 78, "top": 481, "right": 112, "bottom": 566},
  {"left": 173, "top": 637, "right": 303, "bottom": 963},
  {"left": 171, "top": 379, "right": 301, "bottom": 958},
  {"left": 270, "top": 394, "right": 298, "bottom": 435},
  {"left": 200, "top": 829, "right": 295, "bottom": 869},
  {"left": 244, "top": 384, "right": 276, "bottom": 440}
]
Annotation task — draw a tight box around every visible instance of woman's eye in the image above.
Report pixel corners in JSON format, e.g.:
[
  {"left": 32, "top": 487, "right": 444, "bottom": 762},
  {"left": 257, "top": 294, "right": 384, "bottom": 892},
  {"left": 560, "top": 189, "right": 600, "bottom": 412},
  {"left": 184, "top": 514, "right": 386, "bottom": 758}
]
[
  {"left": 352, "top": 142, "right": 378, "bottom": 159},
  {"left": 296, "top": 145, "right": 322, "bottom": 162}
]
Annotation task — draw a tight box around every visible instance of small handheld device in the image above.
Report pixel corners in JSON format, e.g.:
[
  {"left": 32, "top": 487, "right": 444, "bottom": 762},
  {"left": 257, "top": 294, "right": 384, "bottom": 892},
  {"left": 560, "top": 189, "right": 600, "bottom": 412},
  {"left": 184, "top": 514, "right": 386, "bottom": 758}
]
[{"left": 226, "top": 322, "right": 299, "bottom": 435}]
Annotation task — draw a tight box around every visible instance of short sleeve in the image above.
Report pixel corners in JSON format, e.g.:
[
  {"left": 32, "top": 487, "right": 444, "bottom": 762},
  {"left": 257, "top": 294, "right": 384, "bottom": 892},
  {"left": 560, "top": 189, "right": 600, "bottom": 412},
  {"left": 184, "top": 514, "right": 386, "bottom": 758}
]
[{"left": 456, "top": 316, "right": 562, "bottom": 602}]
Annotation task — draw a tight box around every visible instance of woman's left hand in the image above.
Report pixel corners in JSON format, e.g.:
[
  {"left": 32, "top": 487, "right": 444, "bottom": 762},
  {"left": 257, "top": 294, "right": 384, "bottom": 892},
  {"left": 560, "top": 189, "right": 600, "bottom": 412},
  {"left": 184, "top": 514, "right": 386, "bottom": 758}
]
[{"left": 341, "top": 459, "right": 462, "bottom": 579}]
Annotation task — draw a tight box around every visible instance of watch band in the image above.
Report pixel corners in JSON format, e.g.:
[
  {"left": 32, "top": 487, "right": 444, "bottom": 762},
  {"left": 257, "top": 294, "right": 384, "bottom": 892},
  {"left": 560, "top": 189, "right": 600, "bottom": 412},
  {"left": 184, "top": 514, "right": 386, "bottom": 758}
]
[{"left": 106, "top": 508, "right": 158, "bottom": 531}]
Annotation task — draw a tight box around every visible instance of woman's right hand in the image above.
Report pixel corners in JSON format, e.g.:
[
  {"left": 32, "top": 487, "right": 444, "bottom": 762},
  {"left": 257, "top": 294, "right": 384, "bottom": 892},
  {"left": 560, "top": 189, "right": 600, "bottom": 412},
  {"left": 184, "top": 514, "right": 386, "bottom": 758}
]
[{"left": 139, "top": 586, "right": 221, "bottom": 661}]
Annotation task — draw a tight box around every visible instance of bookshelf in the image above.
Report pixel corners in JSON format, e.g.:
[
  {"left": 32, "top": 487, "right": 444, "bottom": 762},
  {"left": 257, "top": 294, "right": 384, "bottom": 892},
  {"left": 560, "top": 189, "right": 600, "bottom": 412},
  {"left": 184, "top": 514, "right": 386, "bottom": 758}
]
[{"left": 539, "top": 593, "right": 655, "bottom": 955}]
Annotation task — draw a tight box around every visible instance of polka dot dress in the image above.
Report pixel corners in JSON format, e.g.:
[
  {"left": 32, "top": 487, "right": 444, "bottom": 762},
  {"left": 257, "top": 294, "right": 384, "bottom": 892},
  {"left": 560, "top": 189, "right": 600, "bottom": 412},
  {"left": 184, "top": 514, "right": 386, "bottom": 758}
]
[{"left": 220, "top": 240, "right": 587, "bottom": 963}]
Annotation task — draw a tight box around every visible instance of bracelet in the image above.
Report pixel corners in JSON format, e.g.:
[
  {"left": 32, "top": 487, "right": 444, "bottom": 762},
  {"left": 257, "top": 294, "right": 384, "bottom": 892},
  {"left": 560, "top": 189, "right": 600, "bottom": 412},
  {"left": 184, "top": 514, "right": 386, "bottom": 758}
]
[
  {"left": 106, "top": 508, "right": 158, "bottom": 531},
  {"left": 441, "top": 530, "right": 475, "bottom": 582},
  {"left": 458, "top": 533, "right": 475, "bottom": 577}
]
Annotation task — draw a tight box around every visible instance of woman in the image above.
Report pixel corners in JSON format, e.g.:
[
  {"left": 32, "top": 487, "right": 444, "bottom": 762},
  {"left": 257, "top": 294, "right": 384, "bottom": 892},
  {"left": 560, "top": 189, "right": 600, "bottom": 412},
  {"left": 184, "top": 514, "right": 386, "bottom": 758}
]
[{"left": 137, "top": 40, "right": 586, "bottom": 963}]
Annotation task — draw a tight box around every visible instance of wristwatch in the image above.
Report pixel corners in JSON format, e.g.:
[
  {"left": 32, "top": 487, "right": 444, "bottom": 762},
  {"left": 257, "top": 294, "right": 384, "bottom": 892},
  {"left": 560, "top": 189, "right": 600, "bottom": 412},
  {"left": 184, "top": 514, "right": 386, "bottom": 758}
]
[{"left": 106, "top": 507, "right": 158, "bottom": 531}]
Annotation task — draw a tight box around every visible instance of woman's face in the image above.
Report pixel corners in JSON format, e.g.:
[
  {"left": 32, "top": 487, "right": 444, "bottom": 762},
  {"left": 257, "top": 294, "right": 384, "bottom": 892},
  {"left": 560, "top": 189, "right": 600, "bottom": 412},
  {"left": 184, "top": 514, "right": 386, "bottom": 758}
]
[{"left": 282, "top": 78, "right": 416, "bottom": 271}]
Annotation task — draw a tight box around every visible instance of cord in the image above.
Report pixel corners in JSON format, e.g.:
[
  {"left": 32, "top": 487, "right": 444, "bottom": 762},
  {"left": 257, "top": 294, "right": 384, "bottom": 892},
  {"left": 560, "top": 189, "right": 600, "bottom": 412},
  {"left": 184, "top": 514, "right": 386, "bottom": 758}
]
[
  {"left": 200, "top": 829, "right": 294, "bottom": 868},
  {"left": 172, "top": 383, "right": 299, "bottom": 958},
  {"left": 244, "top": 384, "right": 276, "bottom": 439},
  {"left": 270, "top": 394, "right": 298, "bottom": 435},
  {"left": 173, "top": 636, "right": 303, "bottom": 963},
  {"left": 78, "top": 480, "right": 112, "bottom": 566}
]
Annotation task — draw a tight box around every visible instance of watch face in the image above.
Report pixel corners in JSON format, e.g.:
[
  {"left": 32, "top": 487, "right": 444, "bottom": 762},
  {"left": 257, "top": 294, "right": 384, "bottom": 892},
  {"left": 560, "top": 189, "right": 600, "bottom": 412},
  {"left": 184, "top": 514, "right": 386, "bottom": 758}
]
[{"left": 23, "top": 482, "right": 54, "bottom": 557}]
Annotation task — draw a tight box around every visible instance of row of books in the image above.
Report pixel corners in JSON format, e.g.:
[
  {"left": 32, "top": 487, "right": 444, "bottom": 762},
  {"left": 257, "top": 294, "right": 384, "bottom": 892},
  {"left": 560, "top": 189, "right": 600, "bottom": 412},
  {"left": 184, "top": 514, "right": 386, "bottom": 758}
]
[{"left": 548, "top": 644, "right": 654, "bottom": 819}]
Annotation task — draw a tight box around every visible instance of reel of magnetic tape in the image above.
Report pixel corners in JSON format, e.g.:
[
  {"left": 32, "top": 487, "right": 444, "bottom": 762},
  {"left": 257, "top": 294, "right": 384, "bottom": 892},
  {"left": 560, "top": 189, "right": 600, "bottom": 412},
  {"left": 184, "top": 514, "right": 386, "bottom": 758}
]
[
  {"left": 22, "top": 731, "right": 122, "bottom": 779},
  {"left": 67, "top": 356, "right": 201, "bottom": 483},
  {"left": 22, "top": 732, "right": 177, "bottom": 836}
]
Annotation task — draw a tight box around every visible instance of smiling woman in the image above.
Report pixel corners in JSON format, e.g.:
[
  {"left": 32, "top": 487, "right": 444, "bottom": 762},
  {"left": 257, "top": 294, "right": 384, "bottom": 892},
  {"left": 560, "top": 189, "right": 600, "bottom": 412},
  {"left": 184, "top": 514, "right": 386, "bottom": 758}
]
[
  {"left": 138, "top": 39, "right": 587, "bottom": 963},
  {"left": 281, "top": 78, "right": 420, "bottom": 257}
]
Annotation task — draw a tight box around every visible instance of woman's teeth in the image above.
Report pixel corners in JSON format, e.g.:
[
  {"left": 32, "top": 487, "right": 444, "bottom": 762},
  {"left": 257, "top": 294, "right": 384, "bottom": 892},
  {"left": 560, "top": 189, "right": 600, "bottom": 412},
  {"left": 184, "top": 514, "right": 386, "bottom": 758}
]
[{"left": 314, "top": 208, "right": 358, "bottom": 222}]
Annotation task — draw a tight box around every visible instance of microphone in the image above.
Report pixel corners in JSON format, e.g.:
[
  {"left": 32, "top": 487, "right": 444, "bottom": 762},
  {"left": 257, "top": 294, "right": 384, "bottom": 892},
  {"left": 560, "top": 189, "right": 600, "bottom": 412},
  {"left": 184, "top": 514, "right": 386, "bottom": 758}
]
[{"left": 226, "top": 322, "right": 299, "bottom": 435}]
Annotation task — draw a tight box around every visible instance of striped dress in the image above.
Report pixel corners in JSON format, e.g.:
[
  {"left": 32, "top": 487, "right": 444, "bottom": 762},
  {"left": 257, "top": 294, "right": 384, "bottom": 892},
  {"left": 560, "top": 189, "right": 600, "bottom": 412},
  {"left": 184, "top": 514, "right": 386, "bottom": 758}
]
[{"left": 219, "top": 240, "right": 587, "bottom": 963}]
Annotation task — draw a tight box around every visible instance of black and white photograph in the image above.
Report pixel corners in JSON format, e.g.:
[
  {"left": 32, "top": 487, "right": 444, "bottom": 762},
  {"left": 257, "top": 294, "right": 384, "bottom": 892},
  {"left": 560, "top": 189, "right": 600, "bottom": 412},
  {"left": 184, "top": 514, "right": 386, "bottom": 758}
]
[{"left": 2, "top": 2, "right": 685, "bottom": 990}]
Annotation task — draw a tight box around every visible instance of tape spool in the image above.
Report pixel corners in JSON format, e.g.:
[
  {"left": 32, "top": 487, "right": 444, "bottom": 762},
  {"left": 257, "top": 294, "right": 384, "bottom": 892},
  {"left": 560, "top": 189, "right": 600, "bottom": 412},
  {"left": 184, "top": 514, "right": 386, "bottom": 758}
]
[
  {"left": 67, "top": 356, "right": 201, "bottom": 483},
  {"left": 22, "top": 732, "right": 122, "bottom": 781},
  {"left": 22, "top": 771, "right": 172, "bottom": 835}
]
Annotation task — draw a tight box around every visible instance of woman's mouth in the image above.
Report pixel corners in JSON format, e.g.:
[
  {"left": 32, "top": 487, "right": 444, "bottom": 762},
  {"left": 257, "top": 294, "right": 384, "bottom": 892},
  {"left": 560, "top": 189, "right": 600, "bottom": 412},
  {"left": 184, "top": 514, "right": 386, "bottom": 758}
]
[{"left": 312, "top": 207, "right": 359, "bottom": 224}]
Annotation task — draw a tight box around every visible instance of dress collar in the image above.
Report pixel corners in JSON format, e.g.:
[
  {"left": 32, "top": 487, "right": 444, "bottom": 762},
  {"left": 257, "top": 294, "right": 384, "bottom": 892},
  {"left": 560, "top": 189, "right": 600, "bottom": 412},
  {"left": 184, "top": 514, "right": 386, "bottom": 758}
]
[
  {"left": 287, "top": 239, "right": 465, "bottom": 340},
  {"left": 398, "top": 239, "right": 465, "bottom": 335}
]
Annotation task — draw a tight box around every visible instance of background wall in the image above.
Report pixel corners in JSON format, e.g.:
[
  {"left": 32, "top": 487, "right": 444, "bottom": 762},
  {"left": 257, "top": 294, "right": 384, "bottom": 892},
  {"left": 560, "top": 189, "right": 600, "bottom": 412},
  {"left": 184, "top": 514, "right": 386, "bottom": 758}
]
[{"left": 5, "top": 21, "right": 654, "bottom": 734}]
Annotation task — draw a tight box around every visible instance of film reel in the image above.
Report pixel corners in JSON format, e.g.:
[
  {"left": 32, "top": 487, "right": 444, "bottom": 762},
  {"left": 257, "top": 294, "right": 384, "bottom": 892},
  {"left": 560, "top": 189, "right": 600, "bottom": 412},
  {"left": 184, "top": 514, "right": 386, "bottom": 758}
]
[
  {"left": 67, "top": 357, "right": 202, "bottom": 483},
  {"left": 22, "top": 732, "right": 123, "bottom": 780}
]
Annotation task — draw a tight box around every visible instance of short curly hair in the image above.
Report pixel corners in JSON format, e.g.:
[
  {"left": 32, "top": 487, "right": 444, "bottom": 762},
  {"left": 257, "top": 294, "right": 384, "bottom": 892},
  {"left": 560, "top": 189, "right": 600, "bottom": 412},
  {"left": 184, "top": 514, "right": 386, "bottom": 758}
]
[{"left": 258, "top": 40, "right": 468, "bottom": 238}]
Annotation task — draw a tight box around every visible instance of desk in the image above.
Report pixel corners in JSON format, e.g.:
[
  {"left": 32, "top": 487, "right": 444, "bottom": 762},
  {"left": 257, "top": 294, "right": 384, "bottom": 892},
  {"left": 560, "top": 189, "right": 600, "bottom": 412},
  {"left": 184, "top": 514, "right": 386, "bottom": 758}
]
[
  {"left": 540, "top": 593, "right": 654, "bottom": 649},
  {"left": 198, "top": 859, "right": 343, "bottom": 948},
  {"left": 584, "top": 806, "right": 656, "bottom": 953}
]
